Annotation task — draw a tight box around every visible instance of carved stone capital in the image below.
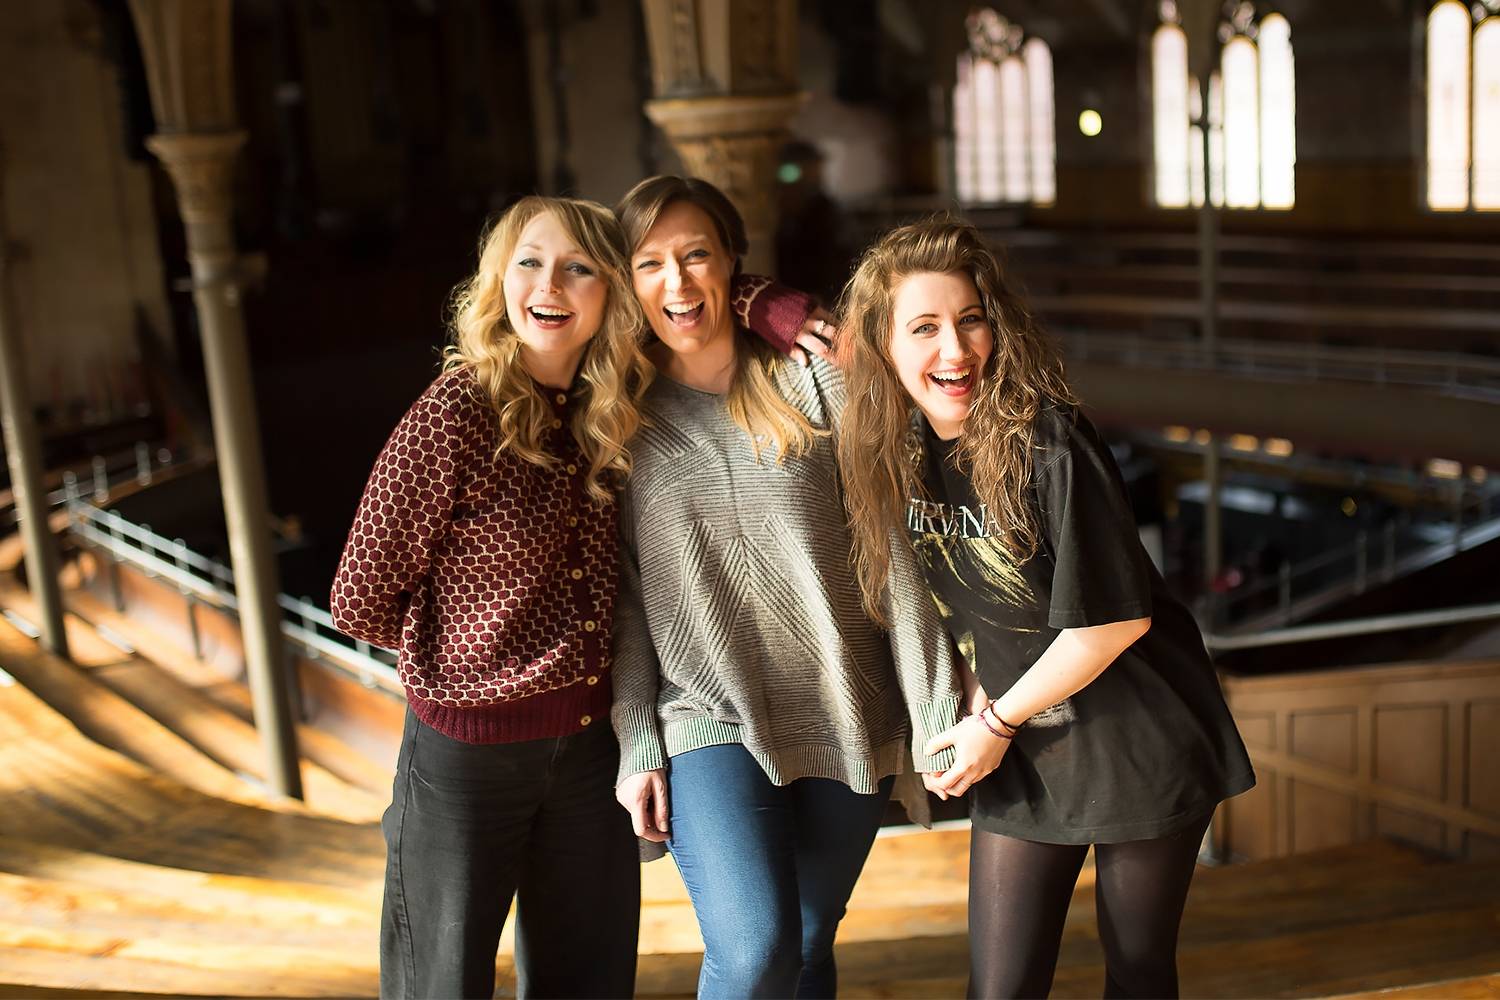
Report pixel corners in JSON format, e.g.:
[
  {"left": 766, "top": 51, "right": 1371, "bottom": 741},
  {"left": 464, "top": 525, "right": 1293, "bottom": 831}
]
[
  {"left": 647, "top": 94, "right": 805, "bottom": 271},
  {"left": 144, "top": 131, "right": 245, "bottom": 226}
]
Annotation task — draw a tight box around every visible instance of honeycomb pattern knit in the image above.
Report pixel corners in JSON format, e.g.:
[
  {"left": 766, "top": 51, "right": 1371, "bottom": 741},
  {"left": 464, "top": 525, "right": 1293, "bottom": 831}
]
[{"left": 330, "top": 367, "right": 613, "bottom": 744}]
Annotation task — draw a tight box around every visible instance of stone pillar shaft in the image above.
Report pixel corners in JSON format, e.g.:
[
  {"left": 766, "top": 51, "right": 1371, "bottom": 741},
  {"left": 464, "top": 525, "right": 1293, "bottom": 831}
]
[
  {"left": 143, "top": 132, "right": 302, "bottom": 801},
  {"left": 0, "top": 233, "right": 70, "bottom": 659}
]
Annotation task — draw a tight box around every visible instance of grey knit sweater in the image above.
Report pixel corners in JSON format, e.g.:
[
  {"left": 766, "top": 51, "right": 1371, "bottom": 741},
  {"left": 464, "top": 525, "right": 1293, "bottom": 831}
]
[{"left": 611, "top": 353, "right": 961, "bottom": 791}]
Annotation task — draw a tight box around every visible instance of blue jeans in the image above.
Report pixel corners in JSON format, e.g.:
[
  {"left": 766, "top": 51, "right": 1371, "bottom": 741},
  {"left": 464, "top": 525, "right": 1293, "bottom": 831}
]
[{"left": 666, "top": 743, "right": 895, "bottom": 999}]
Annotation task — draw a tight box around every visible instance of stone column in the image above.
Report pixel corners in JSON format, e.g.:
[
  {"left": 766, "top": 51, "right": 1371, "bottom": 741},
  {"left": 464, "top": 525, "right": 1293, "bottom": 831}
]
[
  {"left": 128, "top": 0, "right": 302, "bottom": 800},
  {"left": 0, "top": 147, "right": 70, "bottom": 659},
  {"left": 639, "top": 0, "right": 804, "bottom": 273}
]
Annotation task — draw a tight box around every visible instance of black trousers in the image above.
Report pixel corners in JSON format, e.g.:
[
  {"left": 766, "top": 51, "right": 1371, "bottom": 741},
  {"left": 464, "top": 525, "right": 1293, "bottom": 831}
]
[{"left": 380, "top": 709, "right": 641, "bottom": 999}]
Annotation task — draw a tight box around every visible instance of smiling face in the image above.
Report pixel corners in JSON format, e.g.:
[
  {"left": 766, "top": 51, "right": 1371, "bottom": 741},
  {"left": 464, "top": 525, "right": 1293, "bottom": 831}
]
[
  {"left": 887, "top": 270, "right": 995, "bottom": 440},
  {"left": 630, "top": 200, "right": 736, "bottom": 358},
  {"left": 501, "top": 209, "right": 608, "bottom": 388}
]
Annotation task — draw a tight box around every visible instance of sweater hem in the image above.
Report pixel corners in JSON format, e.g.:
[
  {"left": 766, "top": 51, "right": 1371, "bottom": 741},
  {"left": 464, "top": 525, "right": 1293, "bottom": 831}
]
[
  {"left": 408, "top": 680, "right": 612, "bottom": 745},
  {"left": 662, "top": 716, "right": 911, "bottom": 795}
]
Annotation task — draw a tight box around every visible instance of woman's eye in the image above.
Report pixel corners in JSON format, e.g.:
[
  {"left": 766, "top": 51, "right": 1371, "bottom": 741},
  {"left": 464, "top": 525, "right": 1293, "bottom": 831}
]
[
  {"left": 567, "top": 262, "right": 595, "bottom": 276},
  {"left": 634, "top": 259, "right": 660, "bottom": 271},
  {"left": 686, "top": 249, "right": 709, "bottom": 261},
  {"left": 518, "top": 257, "right": 540, "bottom": 268},
  {"left": 960, "top": 313, "right": 984, "bottom": 326},
  {"left": 913, "top": 323, "right": 938, "bottom": 336}
]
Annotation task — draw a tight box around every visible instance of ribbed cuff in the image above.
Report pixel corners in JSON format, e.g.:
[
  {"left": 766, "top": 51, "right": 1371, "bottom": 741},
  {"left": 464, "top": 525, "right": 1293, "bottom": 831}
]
[
  {"left": 611, "top": 701, "right": 667, "bottom": 784},
  {"left": 910, "top": 693, "right": 962, "bottom": 772},
  {"left": 748, "top": 284, "right": 817, "bottom": 354}
]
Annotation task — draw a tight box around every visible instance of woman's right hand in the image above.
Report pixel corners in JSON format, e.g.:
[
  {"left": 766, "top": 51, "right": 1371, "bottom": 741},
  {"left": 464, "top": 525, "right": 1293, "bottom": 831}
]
[{"left": 616, "top": 768, "right": 670, "bottom": 842}]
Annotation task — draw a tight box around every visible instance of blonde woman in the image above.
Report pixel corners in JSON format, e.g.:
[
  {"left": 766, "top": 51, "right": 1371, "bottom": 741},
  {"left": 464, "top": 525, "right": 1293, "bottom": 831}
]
[
  {"left": 609, "top": 176, "right": 962, "bottom": 1000},
  {"left": 834, "top": 218, "right": 1254, "bottom": 999},
  {"left": 330, "top": 196, "right": 652, "bottom": 999}
]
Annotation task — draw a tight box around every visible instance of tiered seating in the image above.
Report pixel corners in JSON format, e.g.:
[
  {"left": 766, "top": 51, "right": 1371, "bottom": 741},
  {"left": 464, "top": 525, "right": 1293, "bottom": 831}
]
[{"left": 1, "top": 579, "right": 1497, "bottom": 996}]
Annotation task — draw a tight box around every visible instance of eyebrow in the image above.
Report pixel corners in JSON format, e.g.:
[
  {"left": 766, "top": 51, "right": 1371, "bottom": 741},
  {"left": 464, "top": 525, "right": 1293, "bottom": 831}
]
[{"left": 905, "top": 304, "right": 984, "bottom": 328}]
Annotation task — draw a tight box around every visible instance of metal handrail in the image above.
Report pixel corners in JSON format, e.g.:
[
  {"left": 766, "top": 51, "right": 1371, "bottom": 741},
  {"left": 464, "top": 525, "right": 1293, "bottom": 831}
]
[
  {"left": 1060, "top": 330, "right": 1500, "bottom": 400},
  {"left": 1205, "top": 601, "right": 1500, "bottom": 651},
  {"left": 62, "top": 491, "right": 401, "bottom": 697},
  {"left": 1206, "top": 488, "right": 1500, "bottom": 626}
]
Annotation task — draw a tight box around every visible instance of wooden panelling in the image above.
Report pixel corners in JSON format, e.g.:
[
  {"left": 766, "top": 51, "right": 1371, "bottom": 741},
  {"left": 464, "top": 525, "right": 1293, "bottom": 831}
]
[
  {"left": 1220, "top": 659, "right": 1500, "bottom": 861},
  {"left": 1236, "top": 711, "right": 1276, "bottom": 753},
  {"left": 1290, "top": 708, "right": 1358, "bottom": 773},
  {"left": 1468, "top": 700, "right": 1500, "bottom": 821},
  {"left": 1290, "top": 779, "right": 1359, "bottom": 854},
  {"left": 1375, "top": 805, "right": 1448, "bottom": 855},
  {"left": 1375, "top": 705, "right": 1448, "bottom": 801},
  {"left": 1221, "top": 772, "right": 1276, "bottom": 860}
]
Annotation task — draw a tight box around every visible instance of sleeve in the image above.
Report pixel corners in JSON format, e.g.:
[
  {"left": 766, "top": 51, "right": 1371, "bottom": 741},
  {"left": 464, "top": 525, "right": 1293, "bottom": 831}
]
[
  {"left": 882, "top": 527, "right": 963, "bottom": 773},
  {"left": 328, "top": 393, "right": 463, "bottom": 649},
  {"left": 609, "top": 490, "right": 669, "bottom": 784},
  {"left": 730, "top": 273, "right": 817, "bottom": 354},
  {"left": 1035, "top": 413, "right": 1154, "bottom": 630}
]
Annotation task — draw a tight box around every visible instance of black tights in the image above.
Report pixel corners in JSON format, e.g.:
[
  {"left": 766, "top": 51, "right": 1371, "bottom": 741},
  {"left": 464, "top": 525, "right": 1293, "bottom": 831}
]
[{"left": 966, "top": 815, "right": 1210, "bottom": 999}]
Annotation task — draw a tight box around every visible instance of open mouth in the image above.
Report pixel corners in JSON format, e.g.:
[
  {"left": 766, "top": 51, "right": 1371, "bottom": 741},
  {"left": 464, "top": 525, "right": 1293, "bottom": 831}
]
[
  {"left": 528, "top": 305, "right": 574, "bottom": 328},
  {"left": 928, "top": 367, "right": 975, "bottom": 396},
  {"left": 663, "top": 300, "right": 705, "bottom": 327}
]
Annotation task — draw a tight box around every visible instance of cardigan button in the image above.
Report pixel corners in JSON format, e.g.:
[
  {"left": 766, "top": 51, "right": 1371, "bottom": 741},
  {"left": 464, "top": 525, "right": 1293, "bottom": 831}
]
[
  {"left": 551, "top": 419, "right": 562, "bottom": 429},
  {"left": 570, "top": 568, "right": 584, "bottom": 580},
  {"left": 567, "top": 515, "right": 578, "bottom": 527},
  {"left": 555, "top": 392, "right": 568, "bottom": 405},
  {"left": 587, "top": 675, "right": 599, "bottom": 685},
  {"left": 580, "top": 714, "right": 593, "bottom": 726},
  {"left": 566, "top": 462, "right": 578, "bottom": 475},
  {"left": 584, "top": 620, "right": 598, "bottom": 632}
]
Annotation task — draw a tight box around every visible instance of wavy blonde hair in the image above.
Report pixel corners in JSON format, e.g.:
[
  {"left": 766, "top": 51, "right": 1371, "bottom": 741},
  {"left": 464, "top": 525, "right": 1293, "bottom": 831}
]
[
  {"left": 835, "top": 217, "right": 1078, "bottom": 623},
  {"left": 616, "top": 175, "right": 822, "bottom": 462},
  {"left": 443, "top": 196, "right": 652, "bottom": 502}
]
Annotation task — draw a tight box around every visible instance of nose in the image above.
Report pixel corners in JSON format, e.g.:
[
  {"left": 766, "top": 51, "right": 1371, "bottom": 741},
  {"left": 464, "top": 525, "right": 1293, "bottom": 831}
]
[
  {"left": 540, "top": 261, "right": 563, "bottom": 292},
  {"left": 937, "top": 325, "right": 972, "bottom": 362},
  {"left": 663, "top": 258, "right": 685, "bottom": 293}
]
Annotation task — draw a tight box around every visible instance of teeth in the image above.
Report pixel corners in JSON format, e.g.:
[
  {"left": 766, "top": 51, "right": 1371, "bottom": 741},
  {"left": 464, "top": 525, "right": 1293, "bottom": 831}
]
[
  {"left": 931, "top": 367, "right": 972, "bottom": 382},
  {"left": 665, "top": 301, "right": 703, "bottom": 315},
  {"left": 531, "top": 306, "right": 572, "bottom": 318}
]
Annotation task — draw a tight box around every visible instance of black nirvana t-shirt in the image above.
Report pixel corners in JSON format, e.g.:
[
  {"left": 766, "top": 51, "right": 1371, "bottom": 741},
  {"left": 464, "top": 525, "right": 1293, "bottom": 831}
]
[{"left": 910, "top": 405, "right": 1254, "bottom": 844}]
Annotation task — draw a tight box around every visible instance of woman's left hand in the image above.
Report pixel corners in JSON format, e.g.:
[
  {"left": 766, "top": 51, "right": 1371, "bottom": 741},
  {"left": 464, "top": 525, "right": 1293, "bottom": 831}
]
[
  {"left": 921, "top": 716, "right": 1012, "bottom": 800},
  {"left": 789, "top": 307, "right": 839, "bottom": 366}
]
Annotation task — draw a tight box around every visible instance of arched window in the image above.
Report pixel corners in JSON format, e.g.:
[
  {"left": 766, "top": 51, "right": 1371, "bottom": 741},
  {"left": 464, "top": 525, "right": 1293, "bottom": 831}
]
[
  {"left": 951, "top": 9, "right": 1056, "bottom": 207},
  {"left": 1151, "top": 2, "right": 1294, "bottom": 210},
  {"left": 1427, "top": 1, "right": 1500, "bottom": 211}
]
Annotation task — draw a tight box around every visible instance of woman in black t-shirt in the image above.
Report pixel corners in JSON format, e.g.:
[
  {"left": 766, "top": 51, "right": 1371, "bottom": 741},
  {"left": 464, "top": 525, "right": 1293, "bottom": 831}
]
[{"left": 834, "top": 218, "right": 1254, "bottom": 999}]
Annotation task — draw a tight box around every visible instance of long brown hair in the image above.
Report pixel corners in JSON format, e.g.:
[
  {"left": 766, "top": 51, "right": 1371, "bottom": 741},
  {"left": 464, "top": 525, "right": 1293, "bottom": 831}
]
[
  {"left": 443, "top": 195, "right": 652, "bottom": 502},
  {"left": 835, "top": 216, "right": 1078, "bottom": 622},
  {"left": 616, "top": 175, "right": 821, "bottom": 462}
]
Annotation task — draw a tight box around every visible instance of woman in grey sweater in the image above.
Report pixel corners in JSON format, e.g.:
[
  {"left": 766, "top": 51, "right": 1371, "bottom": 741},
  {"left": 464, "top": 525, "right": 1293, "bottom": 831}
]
[{"left": 609, "top": 175, "right": 962, "bottom": 1000}]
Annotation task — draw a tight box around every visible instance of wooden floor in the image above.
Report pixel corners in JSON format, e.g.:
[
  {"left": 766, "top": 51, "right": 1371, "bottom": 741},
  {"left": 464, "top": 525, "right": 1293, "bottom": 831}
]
[{"left": 0, "top": 612, "right": 1498, "bottom": 997}]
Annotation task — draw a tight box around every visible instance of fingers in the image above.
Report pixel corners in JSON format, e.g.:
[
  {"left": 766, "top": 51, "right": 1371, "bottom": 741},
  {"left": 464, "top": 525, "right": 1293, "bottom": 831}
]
[
  {"left": 924, "top": 727, "right": 959, "bottom": 757},
  {"left": 650, "top": 773, "right": 670, "bottom": 838},
  {"left": 789, "top": 344, "right": 810, "bottom": 367},
  {"left": 922, "top": 771, "right": 949, "bottom": 801},
  {"left": 618, "top": 771, "right": 671, "bottom": 842},
  {"left": 793, "top": 330, "right": 834, "bottom": 361}
]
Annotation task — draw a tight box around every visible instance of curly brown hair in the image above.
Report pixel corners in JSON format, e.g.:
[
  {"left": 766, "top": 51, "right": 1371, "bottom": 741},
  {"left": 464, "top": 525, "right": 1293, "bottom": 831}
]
[{"left": 834, "top": 216, "right": 1078, "bottom": 623}]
